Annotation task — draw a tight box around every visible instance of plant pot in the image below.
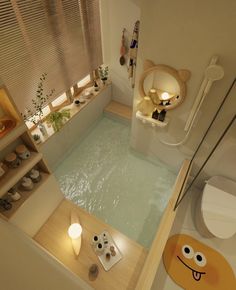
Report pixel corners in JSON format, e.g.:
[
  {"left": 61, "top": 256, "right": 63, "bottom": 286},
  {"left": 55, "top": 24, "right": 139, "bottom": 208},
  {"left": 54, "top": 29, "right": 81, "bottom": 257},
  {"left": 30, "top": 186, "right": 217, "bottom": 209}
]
[
  {"left": 101, "top": 78, "right": 107, "bottom": 85},
  {"left": 38, "top": 122, "right": 48, "bottom": 137}
]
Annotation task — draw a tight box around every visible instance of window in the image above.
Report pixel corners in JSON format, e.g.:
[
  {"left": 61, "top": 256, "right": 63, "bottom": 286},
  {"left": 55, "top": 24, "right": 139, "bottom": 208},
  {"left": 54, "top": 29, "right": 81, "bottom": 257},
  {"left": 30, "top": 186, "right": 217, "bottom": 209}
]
[
  {"left": 25, "top": 72, "right": 92, "bottom": 130},
  {"left": 77, "top": 75, "right": 91, "bottom": 87},
  {"left": 0, "top": 0, "right": 102, "bottom": 114},
  {"left": 51, "top": 93, "right": 68, "bottom": 108},
  {"left": 25, "top": 105, "right": 51, "bottom": 129}
]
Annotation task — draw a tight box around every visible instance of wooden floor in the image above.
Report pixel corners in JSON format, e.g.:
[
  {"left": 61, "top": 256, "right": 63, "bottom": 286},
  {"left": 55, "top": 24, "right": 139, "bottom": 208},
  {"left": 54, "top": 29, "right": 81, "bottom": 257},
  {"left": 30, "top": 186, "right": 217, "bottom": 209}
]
[
  {"left": 104, "top": 101, "right": 132, "bottom": 120},
  {"left": 34, "top": 199, "right": 147, "bottom": 290}
]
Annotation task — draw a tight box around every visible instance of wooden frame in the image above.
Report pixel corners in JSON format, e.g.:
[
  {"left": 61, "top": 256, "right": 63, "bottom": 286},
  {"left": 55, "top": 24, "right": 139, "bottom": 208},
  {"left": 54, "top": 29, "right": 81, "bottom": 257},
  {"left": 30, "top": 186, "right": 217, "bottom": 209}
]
[
  {"left": 0, "top": 86, "right": 51, "bottom": 222},
  {"left": 139, "top": 61, "right": 191, "bottom": 111}
]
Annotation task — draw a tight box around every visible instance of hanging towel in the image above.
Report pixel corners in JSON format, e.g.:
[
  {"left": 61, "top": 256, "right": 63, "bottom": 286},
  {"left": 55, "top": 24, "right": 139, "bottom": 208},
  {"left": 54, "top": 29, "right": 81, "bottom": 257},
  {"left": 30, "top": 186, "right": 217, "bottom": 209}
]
[{"left": 128, "top": 20, "right": 140, "bottom": 88}]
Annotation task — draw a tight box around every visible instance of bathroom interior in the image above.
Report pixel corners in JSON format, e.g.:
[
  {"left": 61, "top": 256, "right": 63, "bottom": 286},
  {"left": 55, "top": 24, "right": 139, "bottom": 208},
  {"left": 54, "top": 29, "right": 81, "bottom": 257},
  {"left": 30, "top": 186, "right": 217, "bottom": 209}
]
[{"left": 0, "top": 0, "right": 235, "bottom": 289}]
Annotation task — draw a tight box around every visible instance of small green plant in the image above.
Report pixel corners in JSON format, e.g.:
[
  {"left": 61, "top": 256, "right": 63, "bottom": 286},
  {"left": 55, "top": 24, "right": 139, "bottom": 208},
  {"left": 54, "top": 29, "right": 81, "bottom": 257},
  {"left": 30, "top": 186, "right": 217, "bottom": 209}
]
[
  {"left": 46, "top": 109, "right": 70, "bottom": 132},
  {"left": 33, "top": 134, "right": 40, "bottom": 141},
  {"left": 22, "top": 73, "right": 55, "bottom": 125},
  {"left": 98, "top": 66, "right": 109, "bottom": 82}
]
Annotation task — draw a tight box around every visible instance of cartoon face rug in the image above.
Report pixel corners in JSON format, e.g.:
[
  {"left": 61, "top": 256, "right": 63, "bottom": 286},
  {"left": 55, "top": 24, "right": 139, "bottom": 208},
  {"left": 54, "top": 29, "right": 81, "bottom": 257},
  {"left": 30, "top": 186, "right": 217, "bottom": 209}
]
[{"left": 163, "top": 234, "right": 236, "bottom": 290}]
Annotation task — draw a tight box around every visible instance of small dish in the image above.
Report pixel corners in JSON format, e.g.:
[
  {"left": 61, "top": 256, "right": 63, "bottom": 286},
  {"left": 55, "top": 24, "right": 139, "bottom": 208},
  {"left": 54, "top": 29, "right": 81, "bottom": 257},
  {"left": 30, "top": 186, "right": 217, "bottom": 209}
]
[{"left": 74, "top": 99, "right": 81, "bottom": 106}]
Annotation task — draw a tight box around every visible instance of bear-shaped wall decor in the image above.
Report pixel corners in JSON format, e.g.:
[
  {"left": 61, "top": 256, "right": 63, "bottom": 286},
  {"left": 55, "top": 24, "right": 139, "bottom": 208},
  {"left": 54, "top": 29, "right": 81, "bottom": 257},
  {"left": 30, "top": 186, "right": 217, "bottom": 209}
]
[
  {"left": 163, "top": 234, "right": 236, "bottom": 290},
  {"left": 139, "top": 59, "right": 191, "bottom": 111}
]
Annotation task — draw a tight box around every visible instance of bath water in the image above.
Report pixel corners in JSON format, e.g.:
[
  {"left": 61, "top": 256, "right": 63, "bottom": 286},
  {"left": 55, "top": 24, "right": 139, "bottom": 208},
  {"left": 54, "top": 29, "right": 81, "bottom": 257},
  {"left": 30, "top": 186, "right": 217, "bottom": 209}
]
[{"left": 55, "top": 117, "right": 176, "bottom": 248}]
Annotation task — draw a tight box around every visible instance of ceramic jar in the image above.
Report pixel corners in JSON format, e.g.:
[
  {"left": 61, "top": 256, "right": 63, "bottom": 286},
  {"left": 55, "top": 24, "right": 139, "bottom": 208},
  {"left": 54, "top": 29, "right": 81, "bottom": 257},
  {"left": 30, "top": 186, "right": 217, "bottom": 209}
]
[
  {"left": 7, "top": 187, "right": 21, "bottom": 201},
  {"left": 137, "top": 96, "right": 155, "bottom": 116},
  {"left": 92, "top": 235, "right": 100, "bottom": 246},
  {"left": 5, "top": 152, "right": 21, "bottom": 168},
  {"left": 95, "top": 241, "right": 105, "bottom": 256},
  {"left": 0, "top": 199, "right": 12, "bottom": 211},
  {"left": 21, "top": 177, "right": 34, "bottom": 191},
  {"left": 29, "top": 169, "right": 41, "bottom": 183},
  {"left": 15, "top": 144, "right": 30, "bottom": 160},
  {"left": 92, "top": 235, "right": 105, "bottom": 255}
]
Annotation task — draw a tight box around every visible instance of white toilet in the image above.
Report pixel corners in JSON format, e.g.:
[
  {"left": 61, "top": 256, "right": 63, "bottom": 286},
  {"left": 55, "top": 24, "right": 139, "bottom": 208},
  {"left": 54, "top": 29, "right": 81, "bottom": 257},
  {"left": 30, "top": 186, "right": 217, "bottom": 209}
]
[{"left": 195, "top": 176, "right": 236, "bottom": 239}]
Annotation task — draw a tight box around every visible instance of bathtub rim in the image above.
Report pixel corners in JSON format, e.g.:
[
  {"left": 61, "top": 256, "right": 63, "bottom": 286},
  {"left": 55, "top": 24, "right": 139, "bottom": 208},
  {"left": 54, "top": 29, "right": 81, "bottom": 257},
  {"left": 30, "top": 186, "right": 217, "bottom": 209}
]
[{"left": 135, "top": 159, "right": 191, "bottom": 290}]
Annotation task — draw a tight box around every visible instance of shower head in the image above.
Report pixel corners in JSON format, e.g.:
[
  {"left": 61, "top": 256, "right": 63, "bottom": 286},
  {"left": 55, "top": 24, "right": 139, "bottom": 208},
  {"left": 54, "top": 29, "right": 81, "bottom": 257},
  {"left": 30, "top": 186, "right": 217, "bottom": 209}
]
[
  {"left": 205, "top": 64, "right": 224, "bottom": 81},
  {"left": 204, "top": 64, "right": 224, "bottom": 95}
]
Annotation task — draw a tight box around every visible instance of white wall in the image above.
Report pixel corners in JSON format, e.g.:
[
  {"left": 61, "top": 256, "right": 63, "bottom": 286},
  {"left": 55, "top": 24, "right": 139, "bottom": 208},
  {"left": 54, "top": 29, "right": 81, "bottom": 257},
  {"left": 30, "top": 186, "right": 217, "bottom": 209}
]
[
  {"left": 41, "top": 85, "right": 111, "bottom": 170},
  {"left": 0, "top": 219, "right": 92, "bottom": 290},
  {"left": 131, "top": 0, "right": 236, "bottom": 172},
  {"left": 100, "top": 0, "right": 140, "bottom": 106}
]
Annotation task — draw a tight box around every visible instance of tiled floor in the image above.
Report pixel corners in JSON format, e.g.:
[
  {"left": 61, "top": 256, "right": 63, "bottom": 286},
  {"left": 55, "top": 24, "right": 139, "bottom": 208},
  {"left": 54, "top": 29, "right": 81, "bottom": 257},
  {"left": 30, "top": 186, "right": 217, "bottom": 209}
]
[{"left": 152, "top": 187, "right": 236, "bottom": 290}]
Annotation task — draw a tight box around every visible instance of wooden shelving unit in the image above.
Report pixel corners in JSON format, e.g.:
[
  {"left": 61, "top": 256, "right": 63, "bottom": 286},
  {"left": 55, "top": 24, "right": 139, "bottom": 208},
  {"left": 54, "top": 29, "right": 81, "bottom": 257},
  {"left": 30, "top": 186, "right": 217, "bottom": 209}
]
[
  {"left": 0, "top": 152, "right": 43, "bottom": 197},
  {"left": 1, "top": 172, "right": 50, "bottom": 219},
  {"left": 0, "top": 84, "right": 50, "bottom": 222}
]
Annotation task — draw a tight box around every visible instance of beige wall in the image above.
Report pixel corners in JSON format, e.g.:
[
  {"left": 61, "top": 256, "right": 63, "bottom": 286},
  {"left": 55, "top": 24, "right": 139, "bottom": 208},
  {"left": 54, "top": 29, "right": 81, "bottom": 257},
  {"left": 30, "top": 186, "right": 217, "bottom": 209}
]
[
  {"left": 0, "top": 219, "right": 92, "bottom": 290},
  {"left": 100, "top": 0, "right": 140, "bottom": 106},
  {"left": 131, "top": 0, "right": 236, "bottom": 172}
]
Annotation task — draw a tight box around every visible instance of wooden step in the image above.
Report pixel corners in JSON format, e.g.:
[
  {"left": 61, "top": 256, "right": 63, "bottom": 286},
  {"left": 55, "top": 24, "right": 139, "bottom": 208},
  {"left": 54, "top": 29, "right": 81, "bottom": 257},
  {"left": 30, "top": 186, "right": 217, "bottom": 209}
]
[{"left": 104, "top": 101, "right": 132, "bottom": 120}]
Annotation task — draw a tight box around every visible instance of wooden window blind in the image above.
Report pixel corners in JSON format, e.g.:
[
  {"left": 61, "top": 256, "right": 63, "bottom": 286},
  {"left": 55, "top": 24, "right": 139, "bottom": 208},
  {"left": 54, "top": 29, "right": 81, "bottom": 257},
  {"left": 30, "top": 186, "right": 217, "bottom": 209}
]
[{"left": 0, "top": 0, "right": 102, "bottom": 113}]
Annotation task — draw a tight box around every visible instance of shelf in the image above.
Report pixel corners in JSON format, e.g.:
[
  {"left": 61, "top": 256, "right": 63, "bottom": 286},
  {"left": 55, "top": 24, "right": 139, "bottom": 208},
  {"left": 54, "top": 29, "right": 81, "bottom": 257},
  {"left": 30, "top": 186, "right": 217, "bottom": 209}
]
[
  {"left": 0, "top": 122, "right": 26, "bottom": 151},
  {"left": 136, "top": 111, "right": 169, "bottom": 128},
  {"left": 0, "top": 172, "right": 49, "bottom": 219},
  {"left": 30, "top": 82, "right": 111, "bottom": 146},
  {"left": 0, "top": 151, "right": 43, "bottom": 197}
]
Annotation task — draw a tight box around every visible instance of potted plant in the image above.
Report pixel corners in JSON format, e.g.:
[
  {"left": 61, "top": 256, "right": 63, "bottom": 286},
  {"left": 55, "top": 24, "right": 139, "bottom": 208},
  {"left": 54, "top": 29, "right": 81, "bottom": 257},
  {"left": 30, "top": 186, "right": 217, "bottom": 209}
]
[
  {"left": 98, "top": 66, "right": 109, "bottom": 84},
  {"left": 22, "top": 73, "right": 55, "bottom": 136},
  {"left": 46, "top": 109, "right": 70, "bottom": 132},
  {"left": 32, "top": 134, "right": 41, "bottom": 145}
]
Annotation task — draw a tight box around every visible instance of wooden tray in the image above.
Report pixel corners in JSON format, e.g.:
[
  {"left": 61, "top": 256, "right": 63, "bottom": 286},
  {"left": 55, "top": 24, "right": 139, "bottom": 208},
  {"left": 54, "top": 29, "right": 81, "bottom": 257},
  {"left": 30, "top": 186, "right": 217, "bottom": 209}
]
[{"left": 91, "top": 231, "right": 122, "bottom": 271}]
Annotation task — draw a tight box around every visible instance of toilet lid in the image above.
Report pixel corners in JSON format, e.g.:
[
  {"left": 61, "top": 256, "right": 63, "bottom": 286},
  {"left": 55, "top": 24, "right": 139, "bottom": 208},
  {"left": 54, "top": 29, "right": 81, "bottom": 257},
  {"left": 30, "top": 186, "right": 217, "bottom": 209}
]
[{"left": 202, "top": 184, "right": 236, "bottom": 239}]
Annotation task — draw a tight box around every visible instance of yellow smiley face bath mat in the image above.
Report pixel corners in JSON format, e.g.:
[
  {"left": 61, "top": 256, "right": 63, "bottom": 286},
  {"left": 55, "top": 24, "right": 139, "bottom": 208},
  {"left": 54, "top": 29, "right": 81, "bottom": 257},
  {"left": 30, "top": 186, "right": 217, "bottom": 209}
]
[{"left": 163, "top": 234, "right": 236, "bottom": 290}]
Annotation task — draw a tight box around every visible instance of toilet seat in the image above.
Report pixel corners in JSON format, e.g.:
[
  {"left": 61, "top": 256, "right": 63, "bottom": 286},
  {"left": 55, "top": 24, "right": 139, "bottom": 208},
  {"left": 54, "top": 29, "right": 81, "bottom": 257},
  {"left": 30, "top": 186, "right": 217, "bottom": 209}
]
[{"left": 201, "top": 176, "right": 236, "bottom": 239}]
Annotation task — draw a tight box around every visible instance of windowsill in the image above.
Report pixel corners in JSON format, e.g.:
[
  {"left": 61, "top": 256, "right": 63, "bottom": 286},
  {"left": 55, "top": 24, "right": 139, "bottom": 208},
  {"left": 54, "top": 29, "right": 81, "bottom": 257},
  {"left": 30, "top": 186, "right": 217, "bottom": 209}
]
[{"left": 30, "top": 82, "right": 111, "bottom": 146}]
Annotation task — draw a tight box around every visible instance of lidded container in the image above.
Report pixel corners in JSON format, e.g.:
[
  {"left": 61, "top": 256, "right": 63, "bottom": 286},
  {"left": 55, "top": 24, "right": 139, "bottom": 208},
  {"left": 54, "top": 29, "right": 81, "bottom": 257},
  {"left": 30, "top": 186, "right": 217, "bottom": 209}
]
[
  {"left": 15, "top": 144, "right": 30, "bottom": 160},
  {"left": 5, "top": 152, "right": 21, "bottom": 168}
]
